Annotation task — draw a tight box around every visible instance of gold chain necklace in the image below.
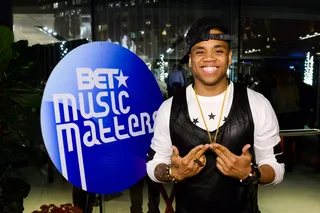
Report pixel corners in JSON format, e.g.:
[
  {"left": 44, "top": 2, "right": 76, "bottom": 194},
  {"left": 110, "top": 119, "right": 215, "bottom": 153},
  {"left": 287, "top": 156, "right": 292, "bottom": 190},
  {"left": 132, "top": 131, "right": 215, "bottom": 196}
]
[{"left": 193, "top": 82, "right": 228, "bottom": 144}]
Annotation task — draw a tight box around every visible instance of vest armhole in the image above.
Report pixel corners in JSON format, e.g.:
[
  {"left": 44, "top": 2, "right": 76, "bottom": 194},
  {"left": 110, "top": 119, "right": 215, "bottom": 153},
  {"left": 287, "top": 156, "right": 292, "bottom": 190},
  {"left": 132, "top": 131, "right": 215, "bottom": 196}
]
[
  {"left": 233, "top": 82, "right": 257, "bottom": 164},
  {"left": 169, "top": 87, "right": 187, "bottom": 140}
]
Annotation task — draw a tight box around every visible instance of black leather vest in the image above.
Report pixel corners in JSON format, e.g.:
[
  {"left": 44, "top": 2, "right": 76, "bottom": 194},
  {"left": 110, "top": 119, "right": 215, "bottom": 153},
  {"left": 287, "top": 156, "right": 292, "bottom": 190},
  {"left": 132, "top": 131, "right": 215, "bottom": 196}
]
[{"left": 169, "top": 83, "right": 260, "bottom": 213}]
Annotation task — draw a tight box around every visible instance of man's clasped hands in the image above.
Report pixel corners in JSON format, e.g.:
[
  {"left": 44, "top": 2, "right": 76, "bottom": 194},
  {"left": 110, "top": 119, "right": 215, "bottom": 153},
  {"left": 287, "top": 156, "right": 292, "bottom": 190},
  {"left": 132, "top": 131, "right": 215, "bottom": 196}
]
[{"left": 170, "top": 143, "right": 253, "bottom": 181}]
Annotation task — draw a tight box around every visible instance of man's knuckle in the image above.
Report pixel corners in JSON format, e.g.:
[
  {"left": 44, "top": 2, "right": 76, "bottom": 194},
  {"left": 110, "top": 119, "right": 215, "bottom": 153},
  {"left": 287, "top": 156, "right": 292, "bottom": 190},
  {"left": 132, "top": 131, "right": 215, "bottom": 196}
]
[
  {"left": 187, "top": 164, "right": 194, "bottom": 170},
  {"left": 181, "top": 159, "right": 188, "bottom": 165},
  {"left": 231, "top": 158, "right": 237, "bottom": 164}
]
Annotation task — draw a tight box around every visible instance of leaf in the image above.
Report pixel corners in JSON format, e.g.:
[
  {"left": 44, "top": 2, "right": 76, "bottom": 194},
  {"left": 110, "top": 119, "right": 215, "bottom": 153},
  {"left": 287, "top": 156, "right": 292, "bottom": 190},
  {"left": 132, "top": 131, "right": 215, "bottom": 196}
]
[
  {"left": 0, "top": 26, "right": 14, "bottom": 79},
  {"left": 2, "top": 83, "right": 42, "bottom": 108}
]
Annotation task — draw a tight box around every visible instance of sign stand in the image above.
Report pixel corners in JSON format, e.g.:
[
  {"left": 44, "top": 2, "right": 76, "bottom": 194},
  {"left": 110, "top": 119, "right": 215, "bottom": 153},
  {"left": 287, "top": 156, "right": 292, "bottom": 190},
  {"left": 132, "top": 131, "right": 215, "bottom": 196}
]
[{"left": 99, "top": 195, "right": 104, "bottom": 213}]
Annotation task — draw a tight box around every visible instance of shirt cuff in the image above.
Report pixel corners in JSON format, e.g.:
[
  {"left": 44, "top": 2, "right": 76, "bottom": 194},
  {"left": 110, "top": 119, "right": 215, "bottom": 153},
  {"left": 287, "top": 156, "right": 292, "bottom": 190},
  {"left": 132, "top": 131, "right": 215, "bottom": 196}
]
[{"left": 259, "top": 161, "right": 285, "bottom": 186}]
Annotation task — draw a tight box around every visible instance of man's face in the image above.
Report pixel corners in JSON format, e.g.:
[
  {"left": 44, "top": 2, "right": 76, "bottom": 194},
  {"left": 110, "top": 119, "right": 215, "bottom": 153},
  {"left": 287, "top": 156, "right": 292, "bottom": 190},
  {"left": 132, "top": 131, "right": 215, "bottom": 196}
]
[{"left": 189, "top": 29, "right": 232, "bottom": 87}]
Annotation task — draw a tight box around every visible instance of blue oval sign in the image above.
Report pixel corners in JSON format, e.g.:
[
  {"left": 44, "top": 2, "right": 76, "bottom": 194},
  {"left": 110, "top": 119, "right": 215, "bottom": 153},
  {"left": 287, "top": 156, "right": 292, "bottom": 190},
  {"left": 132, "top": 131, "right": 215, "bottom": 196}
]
[{"left": 40, "top": 42, "right": 163, "bottom": 194}]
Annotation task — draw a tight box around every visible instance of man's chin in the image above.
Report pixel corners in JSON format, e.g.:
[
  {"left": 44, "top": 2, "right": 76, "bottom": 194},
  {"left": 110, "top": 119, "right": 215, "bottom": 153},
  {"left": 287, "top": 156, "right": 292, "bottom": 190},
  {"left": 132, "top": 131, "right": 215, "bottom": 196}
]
[
  {"left": 200, "top": 78, "right": 220, "bottom": 86},
  {"left": 202, "top": 81, "right": 219, "bottom": 87},
  {"left": 198, "top": 77, "right": 227, "bottom": 87}
]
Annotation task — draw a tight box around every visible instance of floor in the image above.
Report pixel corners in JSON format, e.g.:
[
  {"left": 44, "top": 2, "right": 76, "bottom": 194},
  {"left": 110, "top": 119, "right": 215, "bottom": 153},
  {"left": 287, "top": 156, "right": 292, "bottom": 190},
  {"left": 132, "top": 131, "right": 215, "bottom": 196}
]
[{"left": 22, "top": 164, "right": 320, "bottom": 213}]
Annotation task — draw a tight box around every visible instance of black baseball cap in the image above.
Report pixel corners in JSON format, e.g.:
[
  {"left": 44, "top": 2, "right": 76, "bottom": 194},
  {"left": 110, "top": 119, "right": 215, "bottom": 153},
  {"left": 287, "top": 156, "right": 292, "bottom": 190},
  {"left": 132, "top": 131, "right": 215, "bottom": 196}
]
[{"left": 180, "top": 17, "right": 236, "bottom": 64}]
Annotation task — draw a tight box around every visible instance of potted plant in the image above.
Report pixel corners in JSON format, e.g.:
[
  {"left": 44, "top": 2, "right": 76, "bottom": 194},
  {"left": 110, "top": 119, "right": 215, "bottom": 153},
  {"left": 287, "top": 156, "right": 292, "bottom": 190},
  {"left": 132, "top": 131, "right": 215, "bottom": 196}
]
[{"left": 0, "top": 25, "right": 47, "bottom": 212}]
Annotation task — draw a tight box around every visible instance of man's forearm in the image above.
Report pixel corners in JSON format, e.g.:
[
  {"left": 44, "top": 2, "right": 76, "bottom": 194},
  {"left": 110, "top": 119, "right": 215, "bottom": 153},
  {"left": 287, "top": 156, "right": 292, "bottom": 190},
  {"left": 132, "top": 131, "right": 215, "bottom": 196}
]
[
  {"left": 258, "top": 164, "right": 275, "bottom": 184},
  {"left": 154, "top": 163, "right": 171, "bottom": 182}
]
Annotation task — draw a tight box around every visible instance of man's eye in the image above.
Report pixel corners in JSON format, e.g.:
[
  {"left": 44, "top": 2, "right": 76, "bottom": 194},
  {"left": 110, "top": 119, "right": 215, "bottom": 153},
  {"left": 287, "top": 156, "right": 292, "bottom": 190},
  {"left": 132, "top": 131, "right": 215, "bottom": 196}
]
[
  {"left": 216, "top": 50, "right": 223, "bottom": 54},
  {"left": 195, "top": 51, "right": 204, "bottom": 54}
]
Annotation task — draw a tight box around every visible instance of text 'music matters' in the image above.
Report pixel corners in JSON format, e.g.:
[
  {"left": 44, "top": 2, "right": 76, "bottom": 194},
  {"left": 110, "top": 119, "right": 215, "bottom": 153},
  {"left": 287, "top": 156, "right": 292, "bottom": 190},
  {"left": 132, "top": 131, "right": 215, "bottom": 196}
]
[{"left": 41, "top": 42, "right": 163, "bottom": 194}]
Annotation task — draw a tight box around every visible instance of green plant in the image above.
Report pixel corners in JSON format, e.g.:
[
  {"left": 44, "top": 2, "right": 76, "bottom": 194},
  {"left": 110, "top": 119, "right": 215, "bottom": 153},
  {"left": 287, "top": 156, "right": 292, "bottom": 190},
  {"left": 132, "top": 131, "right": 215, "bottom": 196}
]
[
  {"left": 0, "top": 26, "right": 47, "bottom": 213},
  {"left": 0, "top": 26, "right": 13, "bottom": 83}
]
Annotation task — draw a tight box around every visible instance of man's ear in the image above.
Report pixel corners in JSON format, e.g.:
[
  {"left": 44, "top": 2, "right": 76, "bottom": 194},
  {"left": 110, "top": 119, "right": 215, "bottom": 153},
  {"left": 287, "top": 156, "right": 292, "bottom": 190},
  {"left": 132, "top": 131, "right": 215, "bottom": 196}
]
[
  {"left": 188, "top": 55, "right": 192, "bottom": 67},
  {"left": 228, "top": 50, "right": 233, "bottom": 66}
]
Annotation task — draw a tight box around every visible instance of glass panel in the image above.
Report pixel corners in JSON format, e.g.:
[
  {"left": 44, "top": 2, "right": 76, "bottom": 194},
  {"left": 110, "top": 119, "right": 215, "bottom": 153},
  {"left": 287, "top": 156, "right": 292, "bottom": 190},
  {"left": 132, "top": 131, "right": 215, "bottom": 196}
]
[
  {"left": 240, "top": 4, "right": 320, "bottom": 212},
  {"left": 240, "top": 0, "right": 319, "bottom": 126}
]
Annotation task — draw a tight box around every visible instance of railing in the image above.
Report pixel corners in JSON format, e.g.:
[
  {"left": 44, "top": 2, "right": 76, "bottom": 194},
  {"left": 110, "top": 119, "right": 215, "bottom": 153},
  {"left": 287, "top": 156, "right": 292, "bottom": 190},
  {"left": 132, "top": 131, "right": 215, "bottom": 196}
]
[{"left": 280, "top": 129, "right": 320, "bottom": 137}]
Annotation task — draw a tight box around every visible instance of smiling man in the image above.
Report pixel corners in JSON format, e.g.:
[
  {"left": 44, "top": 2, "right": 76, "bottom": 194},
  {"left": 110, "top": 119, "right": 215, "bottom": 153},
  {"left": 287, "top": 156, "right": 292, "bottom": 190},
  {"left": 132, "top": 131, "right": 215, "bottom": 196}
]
[{"left": 146, "top": 17, "right": 285, "bottom": 213}]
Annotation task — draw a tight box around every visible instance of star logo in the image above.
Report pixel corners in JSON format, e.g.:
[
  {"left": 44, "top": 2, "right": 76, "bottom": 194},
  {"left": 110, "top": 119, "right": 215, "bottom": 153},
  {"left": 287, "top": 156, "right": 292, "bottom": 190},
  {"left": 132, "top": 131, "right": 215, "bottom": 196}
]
[
  {"left": 208, "top": 113, "right": 215, "bottom": 120},
  {"left": 192, "top": 118, "right": 199, "bottom": 125},
  {"left": 115, "top": 70, "right": 129, "bottom": 88},
  {"left": 223, "top": 116, "right": 227, "bottom": 122}
]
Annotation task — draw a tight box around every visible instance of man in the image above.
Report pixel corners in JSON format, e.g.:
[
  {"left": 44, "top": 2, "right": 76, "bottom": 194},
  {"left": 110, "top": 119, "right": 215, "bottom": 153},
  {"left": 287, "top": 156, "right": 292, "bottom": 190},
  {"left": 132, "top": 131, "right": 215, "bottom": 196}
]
[
  {"left": 168, "top": 64, "right": 185, "bottom": 97},
  {"left": 146, "top": 17, "right": 285, "bottom": 213}
]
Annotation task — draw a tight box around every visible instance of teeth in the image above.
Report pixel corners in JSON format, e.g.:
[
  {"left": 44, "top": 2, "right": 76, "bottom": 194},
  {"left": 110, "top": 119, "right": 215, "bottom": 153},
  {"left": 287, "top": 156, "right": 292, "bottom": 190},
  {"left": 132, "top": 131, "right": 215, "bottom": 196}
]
[{"left": 202, "top": 67, "right": 217, "bottom": 72}]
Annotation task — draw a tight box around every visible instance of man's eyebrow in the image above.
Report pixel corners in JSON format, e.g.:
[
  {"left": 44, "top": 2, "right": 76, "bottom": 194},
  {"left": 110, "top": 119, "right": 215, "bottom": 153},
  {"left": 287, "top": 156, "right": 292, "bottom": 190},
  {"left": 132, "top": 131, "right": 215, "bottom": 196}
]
[
  {"left": 193, "top": 46, "right": 205, "bottom": 51},
  {"left": 192, "top": 45, "right": 227, "bottom": 51},
  {"left": 212, "top": 45, "right": 227, "bottom": 49}
]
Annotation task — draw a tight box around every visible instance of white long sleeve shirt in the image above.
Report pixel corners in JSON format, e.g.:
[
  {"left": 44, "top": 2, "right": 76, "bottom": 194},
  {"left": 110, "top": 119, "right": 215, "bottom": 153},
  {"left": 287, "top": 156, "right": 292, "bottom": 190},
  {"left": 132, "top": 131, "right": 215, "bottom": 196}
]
[{"left": 147, "top": 81, "right": 285, "bottom": 185}]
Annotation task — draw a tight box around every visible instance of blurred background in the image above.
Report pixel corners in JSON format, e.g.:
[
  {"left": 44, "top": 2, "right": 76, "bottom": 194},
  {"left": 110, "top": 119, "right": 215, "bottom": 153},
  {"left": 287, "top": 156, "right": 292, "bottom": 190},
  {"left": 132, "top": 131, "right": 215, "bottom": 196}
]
[{"left": 1, "top": 0, "right": 320, "bottom": 212}]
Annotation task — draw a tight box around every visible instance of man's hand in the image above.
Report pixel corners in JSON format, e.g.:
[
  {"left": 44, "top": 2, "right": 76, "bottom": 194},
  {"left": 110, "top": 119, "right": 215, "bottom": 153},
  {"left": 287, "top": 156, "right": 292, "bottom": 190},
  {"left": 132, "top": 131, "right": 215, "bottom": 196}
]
[
  {"left": 171, "top": 144, "right": 210, "bottom": 181},
  {"left": 212, "top": 143, "right": 252, "bottom": 180}
]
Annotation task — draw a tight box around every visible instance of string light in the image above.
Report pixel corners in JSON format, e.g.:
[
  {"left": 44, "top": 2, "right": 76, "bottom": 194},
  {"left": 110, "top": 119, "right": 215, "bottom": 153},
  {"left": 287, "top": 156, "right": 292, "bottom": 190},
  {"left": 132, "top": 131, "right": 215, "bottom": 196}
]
[
  {"left": 303, "top": 51, "right": 314, "bottom": 86},
  {"left": 60, "top": 41, "right": 68, "bottom": 59},
  {"left": 245, "top": 49, "right": 261, "bottom": 54},
  {"left": 157, "top": 54, "right": 165, "bottom": 82},
  {"left": 299, "top": 32, "right": 320, "bottom": 40}
]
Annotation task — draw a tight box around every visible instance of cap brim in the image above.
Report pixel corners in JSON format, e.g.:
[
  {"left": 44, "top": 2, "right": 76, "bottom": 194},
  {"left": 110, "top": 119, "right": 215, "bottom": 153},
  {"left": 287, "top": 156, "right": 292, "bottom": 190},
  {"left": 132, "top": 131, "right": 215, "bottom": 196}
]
[{"left": 180, "top": 52, "right": 190, "bottom": 64}]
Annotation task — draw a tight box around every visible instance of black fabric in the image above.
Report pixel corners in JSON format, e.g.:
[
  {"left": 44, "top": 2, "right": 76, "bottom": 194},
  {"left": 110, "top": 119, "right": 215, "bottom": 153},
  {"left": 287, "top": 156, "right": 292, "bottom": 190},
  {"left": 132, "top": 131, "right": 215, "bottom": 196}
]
[
  {"left": 147, "top": 148, "right": 156, "bottom": 162},
  {"left": 169, "top": 83, "right": 260, "bottom": 213},
  {"left": 274, "top": 143, "right": 284, "bottom": 163}
]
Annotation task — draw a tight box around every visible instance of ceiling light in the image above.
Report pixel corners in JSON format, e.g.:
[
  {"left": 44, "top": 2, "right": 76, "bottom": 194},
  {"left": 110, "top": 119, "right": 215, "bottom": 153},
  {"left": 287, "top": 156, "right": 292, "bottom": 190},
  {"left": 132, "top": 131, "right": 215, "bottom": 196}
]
[
  {"left": 299, "top": 32, "right": 320, "bottom": 40},
  {"left": 162, "top": 30, "right": 167, "bottom": 35}
]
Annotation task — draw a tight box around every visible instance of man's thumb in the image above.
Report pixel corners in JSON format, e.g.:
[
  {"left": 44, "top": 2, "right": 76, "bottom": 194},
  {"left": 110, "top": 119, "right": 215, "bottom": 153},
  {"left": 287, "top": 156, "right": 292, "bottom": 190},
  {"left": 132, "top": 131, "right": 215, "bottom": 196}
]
[
  {"left": 172, "top": 145, "right": 180, "bottom": 158},
  {"left": 242, "top": 144, "right": 251, "bottom": 156}
]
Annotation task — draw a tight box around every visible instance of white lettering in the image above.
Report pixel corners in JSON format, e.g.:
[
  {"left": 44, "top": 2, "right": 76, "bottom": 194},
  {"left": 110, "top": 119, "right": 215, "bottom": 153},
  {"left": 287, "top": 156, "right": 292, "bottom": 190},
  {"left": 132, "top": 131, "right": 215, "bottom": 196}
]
[
  {"left": 76, "top": 68, "right": 119, "bottom": 90},
  {"left": 53, "top": 93, "right": 78, "bottom": 123},
  {"left": 79, "top": 92, "right": 110, "bottom": 119},
  {"left": 128, "top": 114, "right": 145, "bottom": 137},
  {"left": 140, "top": 112, "right": 153, "bottom": 133},
  {"left": 110, "top": 91, "right": 121, "bottom": 115},
  {"left": 98, "top": 118, "right": 116, "bottom": 143},
  {"left": 96, "top": 92, "right": 110, "bottom": 117},
  {"left": 77, "top": 68, "right": 94, "bottom": 90},
  {"left": 95, "top": 68, "right": 118, "bottom": 89},
  {"left": 56, "top": 123, "right": 87, "bottom": 190},
  {"left": 78, "top": 92, "right": 95, "bottom": 119},
  {"left": 113, "top": 117, "right": 130, "bottom": 140},
  {"left": 83, "top": 120, "right": 102, "bottom": 147},
  {"left": 118, "top": 91, "right": 130, "bottom": 114}
]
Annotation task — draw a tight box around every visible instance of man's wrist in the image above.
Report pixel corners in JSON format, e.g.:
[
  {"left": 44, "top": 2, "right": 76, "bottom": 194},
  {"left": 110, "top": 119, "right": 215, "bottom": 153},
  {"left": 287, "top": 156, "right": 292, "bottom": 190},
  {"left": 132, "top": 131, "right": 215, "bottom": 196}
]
[
  {"left": 239, "top": 164, "right": 253, "bottom": 180},
  {"left": 170, "top": 166, "right": 183, "bottom": 182},
  {"left": 154, "top": 163, "right": 171, "bottom": 182},
  {"left": 167, "top": 165, "right": 180, "bottom": 183},
  {"left": 239, "top": 163, "right": 261, "bottom": 185},
  {"left": 154, "top": 163, "right": 183, "bottom": 183}
]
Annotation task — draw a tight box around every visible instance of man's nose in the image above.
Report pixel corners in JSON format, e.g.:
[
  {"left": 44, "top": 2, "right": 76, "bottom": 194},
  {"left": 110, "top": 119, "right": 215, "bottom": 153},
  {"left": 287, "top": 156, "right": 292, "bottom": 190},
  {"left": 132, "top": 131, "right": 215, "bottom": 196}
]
[{"left": 203, "top": 52, "right": 217, "bottom": 61}]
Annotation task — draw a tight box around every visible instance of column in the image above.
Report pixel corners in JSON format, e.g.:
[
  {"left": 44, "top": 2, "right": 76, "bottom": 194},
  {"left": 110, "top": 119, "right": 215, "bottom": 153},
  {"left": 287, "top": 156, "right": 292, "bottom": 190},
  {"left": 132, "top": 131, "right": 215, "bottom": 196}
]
[{"left": 0, "top": 0, "right": 13, "bottom": 30}]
